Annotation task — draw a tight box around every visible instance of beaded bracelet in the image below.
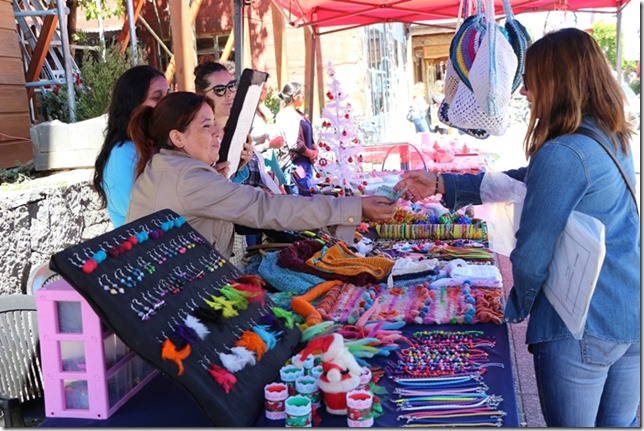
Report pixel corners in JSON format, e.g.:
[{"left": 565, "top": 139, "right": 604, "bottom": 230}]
[{"left": 434, "top": 173, "right": 441, "bottom": 196}]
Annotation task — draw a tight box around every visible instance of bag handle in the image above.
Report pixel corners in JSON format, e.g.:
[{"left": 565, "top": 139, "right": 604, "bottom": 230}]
[
  {"left": 576, "top": 127, "right": 639, "bottom": 215},
  {"left": 502, "top": 0, "right": 515, "bottom": 21}
]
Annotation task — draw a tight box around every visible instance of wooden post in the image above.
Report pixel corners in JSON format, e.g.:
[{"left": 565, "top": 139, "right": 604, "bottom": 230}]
[
  {"left": 25, "top": 12, "right": 58, "bottom": 98},
  {"left": 314, "top": 26, "right": 324, "bottom": 119},
  {"left": 270, "top": 1, "right": 288, "bottom": 91},
  {"left": 243, "top": 6, "right": 252, "bottom": 70},
  {"left": 303, "top": 26, "right": 314, "bottom": 120},
  {"left": 164, "top": 0, "right": 202, "bottom": 85},
  {"left": 116, "top": 0, "right": 145, "bottom": 52},
  {"left": 168, "top": 0, "right": 196, "bottom": 91},
  {"left": 220, "top": 29, "right": 235, "bottom": 62}
]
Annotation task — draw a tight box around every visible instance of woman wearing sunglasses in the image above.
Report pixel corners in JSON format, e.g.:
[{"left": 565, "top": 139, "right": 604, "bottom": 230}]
[
  {"left": 125, "top": 91, "right": 397, "bottom": 260},
  {"left": 195, "top": 62, "right": 285, "bottom": 248},
  {"left": 194, "top": 61, "right": 253, "bottom": 179}
]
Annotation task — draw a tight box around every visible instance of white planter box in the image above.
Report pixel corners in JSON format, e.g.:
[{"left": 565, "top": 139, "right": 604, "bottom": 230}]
[{"left": 30, "top": 114, "right": 108, "bottom": 171}]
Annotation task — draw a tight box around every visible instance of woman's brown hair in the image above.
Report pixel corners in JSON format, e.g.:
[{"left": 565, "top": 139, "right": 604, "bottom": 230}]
[
  {"left": 128, "top": 92, "right": 215, "bottom": 177},
  {"left": 522, "top": 27, "right": 633, "bottom": 158}
]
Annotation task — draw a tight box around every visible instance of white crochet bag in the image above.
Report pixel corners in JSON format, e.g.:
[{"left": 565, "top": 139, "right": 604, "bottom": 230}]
[
  {"left": 448, "top": 0, "right": 517, "bottom": 135},
  {"left": 469, "top": 0, "right": 518, "bottom": 116}
]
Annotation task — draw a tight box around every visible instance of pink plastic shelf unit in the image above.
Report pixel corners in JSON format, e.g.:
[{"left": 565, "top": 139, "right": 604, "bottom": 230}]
[{"left": 36, "top": 279, "right": 158, "bottom": 419}]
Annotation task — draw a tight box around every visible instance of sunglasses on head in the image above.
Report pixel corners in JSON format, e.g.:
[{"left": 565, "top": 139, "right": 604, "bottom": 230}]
[{"left": 208, "top": 80, "right": 238, "bottom": 97}]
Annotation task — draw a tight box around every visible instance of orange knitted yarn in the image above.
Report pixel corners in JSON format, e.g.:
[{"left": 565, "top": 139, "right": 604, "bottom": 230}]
[
  {"left": 291, "top": 280, "right": 343, "bottom": 327},
  {"left": 305, "top": 243, "right": 395, "bottom": 280}
]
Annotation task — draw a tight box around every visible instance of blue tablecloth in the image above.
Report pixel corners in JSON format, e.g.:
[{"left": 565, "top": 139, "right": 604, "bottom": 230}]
[{"left": 39, "top": 323, "right": 519, "bottom": 427}]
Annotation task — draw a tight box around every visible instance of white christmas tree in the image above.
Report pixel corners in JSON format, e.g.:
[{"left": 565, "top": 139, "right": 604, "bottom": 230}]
[{"left": 315, "top": 62, "right": 368, "bottom": 196}]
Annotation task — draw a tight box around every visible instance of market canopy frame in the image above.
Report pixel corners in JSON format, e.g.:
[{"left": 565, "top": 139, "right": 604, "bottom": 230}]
[
  {"left": 270, "top": 0, "right": 631, "bottom": 34},
  {"left": 263, "top": 0, "right": 631, "bottom": 117}
]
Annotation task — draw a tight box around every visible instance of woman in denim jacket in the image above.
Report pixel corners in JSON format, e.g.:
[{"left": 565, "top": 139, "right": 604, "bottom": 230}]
[{"left": 396, "top": 28, "right": 639, "bottom": 427}]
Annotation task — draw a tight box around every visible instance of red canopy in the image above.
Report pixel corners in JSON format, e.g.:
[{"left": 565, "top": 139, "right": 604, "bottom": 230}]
[{"left": 272, "top": 0, "right": 630, "bottom": 32}]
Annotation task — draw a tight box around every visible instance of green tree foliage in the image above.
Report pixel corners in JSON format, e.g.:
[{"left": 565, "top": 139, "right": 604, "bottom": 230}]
[
  {"left": 39, "top": 44, "right": 146, "bottom": 122},
  {"left": 78, "top": 0, "right": 124, "bottom": 21},
  {"left": 590, "top": 21, "right": 638, "bottom": 85},
  {"left": 264, "top": 90, "right": 281, "bottom": 118}
]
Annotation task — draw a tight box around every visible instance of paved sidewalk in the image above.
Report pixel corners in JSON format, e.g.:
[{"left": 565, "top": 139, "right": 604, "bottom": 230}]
[{"left": 497, "top": 254, "right": 546, "bottom": 427}]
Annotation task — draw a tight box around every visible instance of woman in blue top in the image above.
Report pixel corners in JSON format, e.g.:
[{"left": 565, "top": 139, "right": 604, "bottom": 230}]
[
  {"left": 92, "top": 65, "right": 170, "bottom": 227},
  {"left": 396, "top": 28, "right": 640, "bottom": 427}
]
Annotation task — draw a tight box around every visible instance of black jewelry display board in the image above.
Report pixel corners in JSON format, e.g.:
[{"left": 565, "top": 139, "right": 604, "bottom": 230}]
[
  {"left": 48, "top": 209, "right": 301, "bottom": 426},
  {"left": 219, "top": 68, "right": 269, "bottom": 176}
]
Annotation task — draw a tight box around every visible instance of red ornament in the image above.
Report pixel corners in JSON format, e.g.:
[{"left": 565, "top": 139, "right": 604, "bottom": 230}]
[
  {"left": 352, "top": 138, "right": 359, "bottom": 143},
  {"left": 348, "top": 157, "right": 353, "bottom": 163},
  {"left": 342, "top": 131, "right": 347, "bottom": 136},
  {"left": 358, "top": 185, "right": 364, "bottom": 191},
  {"left": 316, "top": 172, "right": 322, "bottom": 178},
  {"left": 326, "top": 92, "right": 334, "bottom": 100},
  {"left": 358, "top": 155, "right": 364, "bottom": 162},
  {"left": 362, "top": 180, "right": 368, "bottom": 186},
  {"left": 345, "top": 114, "right": 350, "bottom": 119}
]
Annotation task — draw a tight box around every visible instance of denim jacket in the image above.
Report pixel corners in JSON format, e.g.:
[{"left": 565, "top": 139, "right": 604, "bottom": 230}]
[{"left": 441, "top": 118, "right": 640, "bottom": 345}]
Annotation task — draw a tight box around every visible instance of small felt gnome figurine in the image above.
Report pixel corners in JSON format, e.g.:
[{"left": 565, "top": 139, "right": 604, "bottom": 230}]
[{"left": 295, "top": 333, "right": 362, "bottom": 415}]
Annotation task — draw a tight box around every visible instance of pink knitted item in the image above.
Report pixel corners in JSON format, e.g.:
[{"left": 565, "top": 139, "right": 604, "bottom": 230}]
[{"left": 318, "top": 283, "right": 504, "bottom": 325}]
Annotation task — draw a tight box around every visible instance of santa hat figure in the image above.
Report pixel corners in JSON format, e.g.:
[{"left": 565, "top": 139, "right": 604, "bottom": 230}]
[{"left": 296, "top": 333, "right": 362, "bottom": 415}]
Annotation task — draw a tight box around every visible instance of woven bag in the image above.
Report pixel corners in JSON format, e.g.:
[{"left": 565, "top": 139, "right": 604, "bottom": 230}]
[
  {"left": 469, "top": 23, "right": 517, "bottom": 117},
  {"left": 449, "top": 13, "right": 487, "bottom": 91},
  {"left": 469, "top": 0, "right": 517, "bottom": 117},
  {"left": 439, "top": 60, "right": 490, "bottom": 139},
  {"left": 502, "top": 0, "right": 532, "bottom": 93},
  {"left": 448, "top": 0, "right": 515, "bottom": 135},
  {"left": 449, "top": 81, "right": 510, "bottom": 136}
]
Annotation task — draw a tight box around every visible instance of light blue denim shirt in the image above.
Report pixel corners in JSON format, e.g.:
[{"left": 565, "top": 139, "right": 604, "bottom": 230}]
[{"left": 441, "top": 118, "right": 640, "bottom": 345}]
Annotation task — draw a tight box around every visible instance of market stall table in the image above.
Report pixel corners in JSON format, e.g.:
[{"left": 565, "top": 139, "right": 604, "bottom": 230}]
[{"left": 39, "top": 322, "right": 519, "bottom": 427}]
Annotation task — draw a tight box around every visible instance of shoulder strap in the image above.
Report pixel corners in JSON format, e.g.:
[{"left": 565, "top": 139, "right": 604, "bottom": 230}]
[{"left": 576, "top": 127, "right": 639, "bottom": 215}]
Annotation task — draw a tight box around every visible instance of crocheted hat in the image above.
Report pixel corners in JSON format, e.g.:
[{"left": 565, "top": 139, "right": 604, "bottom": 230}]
[
  {"left": 257, "top": 250, "right": 325, "bottom": 294},
  {"left": 278, "top": 239, "right": 382, "bottom": 286},
  {"left": 305, "top": 243, "right": 395, "bottom": 280}
]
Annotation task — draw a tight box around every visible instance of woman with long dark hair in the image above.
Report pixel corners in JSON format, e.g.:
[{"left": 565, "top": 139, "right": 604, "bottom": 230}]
[{"left": 92, "top": 65, "right": 169, "bottom": 227}]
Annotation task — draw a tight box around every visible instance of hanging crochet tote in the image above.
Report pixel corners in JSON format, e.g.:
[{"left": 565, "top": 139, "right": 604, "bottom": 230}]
[
  {"left": 438, "top": 59, "right": 491, "bottom": 139},
  {"left": 502, "top": 0, "right": 532, "bottom": 93},
  {"left": 448, "top": 0, "right": 517, "bottom": 135}
]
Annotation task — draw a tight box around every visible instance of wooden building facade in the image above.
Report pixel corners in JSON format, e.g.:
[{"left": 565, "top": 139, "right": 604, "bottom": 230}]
[{"left": 0, "top": 0, "right": 32, "bottom": 169}]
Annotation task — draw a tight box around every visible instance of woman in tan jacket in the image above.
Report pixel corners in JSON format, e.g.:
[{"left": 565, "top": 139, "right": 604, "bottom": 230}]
[{"left": 125, "top": 92, "right": 397, "bottom": 259}]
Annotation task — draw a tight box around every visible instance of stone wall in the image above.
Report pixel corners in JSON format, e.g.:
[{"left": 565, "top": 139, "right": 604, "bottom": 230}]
[{"left": 0, "top": 169, "right": 112, "bottom": 295}]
